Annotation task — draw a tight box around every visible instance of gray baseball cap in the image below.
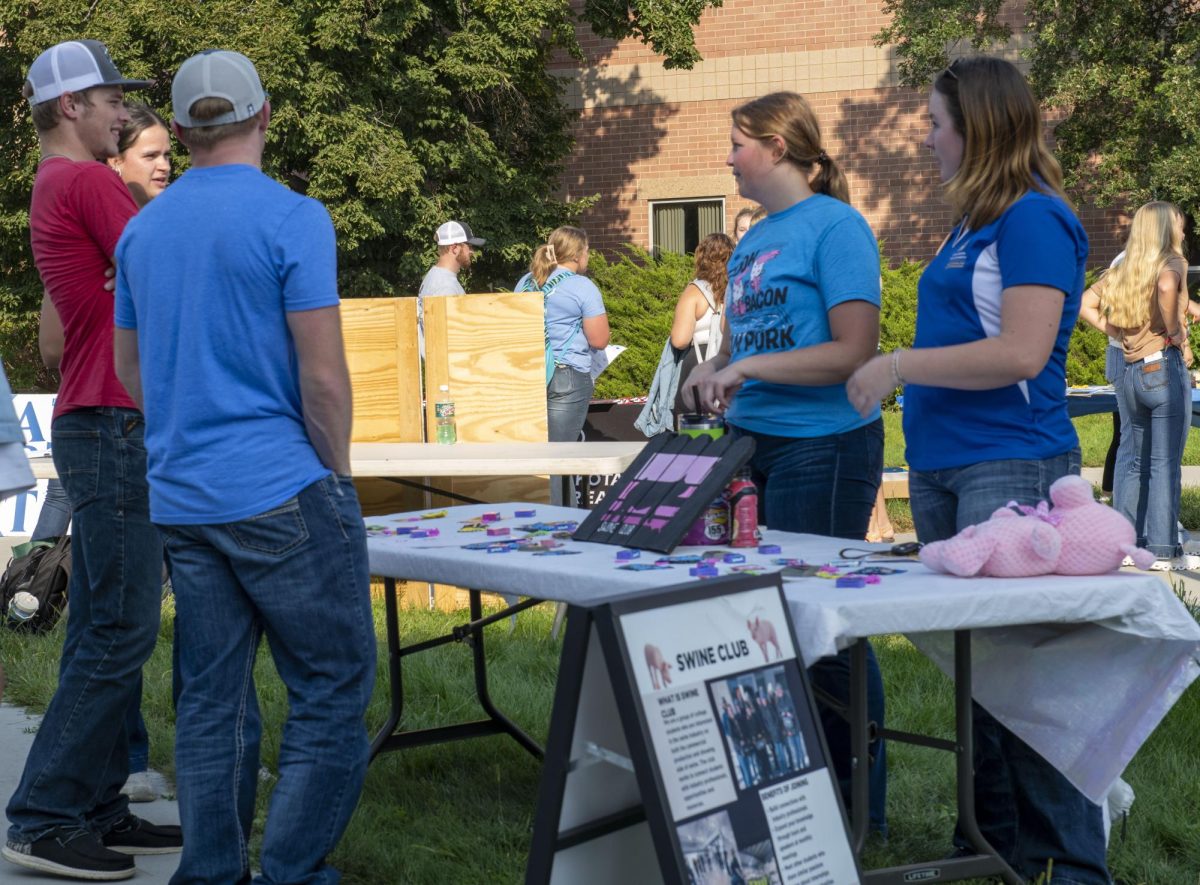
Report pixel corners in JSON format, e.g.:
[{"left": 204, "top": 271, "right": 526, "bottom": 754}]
[
  {"left": 24, "top": 40, "right": 153, "bottom": 105},
  {"left": 172, "top": 50, "right": 268, "bottom": 127},
  {"left": 436, "top": 220, "right": 485, "bottom": 247}
]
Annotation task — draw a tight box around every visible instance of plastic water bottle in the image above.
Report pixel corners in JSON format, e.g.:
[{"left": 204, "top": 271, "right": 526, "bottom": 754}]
[
  {"left": 7, "top": 591, "right": 38, "bottom": 627},
  {"left": 435, "top": 386, "right": 457, "bottom": 444}
]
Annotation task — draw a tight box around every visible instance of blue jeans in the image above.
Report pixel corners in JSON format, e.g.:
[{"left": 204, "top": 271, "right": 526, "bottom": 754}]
[
  {"left": 729, "top": 419, "right": 888, "bottom": 834},
  {"left": 30, "top": 477, "right": 71, "bottom": 541},
  {"left": 546, "top": 365, "right": 592, "bottom": 443},
  {"left": 7, "top": 408, "right": 163, "bottom": 841},
  {"left": 41, "top": 449, "right": 152, "bottom": 775},
  {"left": 1103, "top": 345, "right": 1130, "bottom": 505},
  {"left": 1116, "top": 347, "right": 1189, "bottom": 558},
  {"left": 161, "top": 474, "right": 375, "bottom": 885},
  {"left": 910, "top": 449, "right": 1111, "bottom": 884}
]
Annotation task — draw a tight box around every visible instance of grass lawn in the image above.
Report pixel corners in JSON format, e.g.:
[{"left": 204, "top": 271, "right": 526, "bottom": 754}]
[{"left": 2, "top": 598, "right": 1197, "bottom": 884}]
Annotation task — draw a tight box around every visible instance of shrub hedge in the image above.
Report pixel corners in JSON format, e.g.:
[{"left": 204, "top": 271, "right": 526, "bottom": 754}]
[{"left": 593, "top": 245, "right": 1186, "bottom": 401}]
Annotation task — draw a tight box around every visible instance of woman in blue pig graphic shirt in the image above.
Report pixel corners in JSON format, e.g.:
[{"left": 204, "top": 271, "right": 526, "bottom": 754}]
[{"left": 684, "top": 90, "right": 886, "bottom": 834}]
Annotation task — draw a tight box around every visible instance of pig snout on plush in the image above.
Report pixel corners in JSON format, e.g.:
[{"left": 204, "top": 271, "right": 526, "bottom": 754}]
[
  {"left": 747, "top": 617, "right": 782, "bottom": 662},
  {"left": 644, "top": 644, "right": 672, "bottom": 690}
]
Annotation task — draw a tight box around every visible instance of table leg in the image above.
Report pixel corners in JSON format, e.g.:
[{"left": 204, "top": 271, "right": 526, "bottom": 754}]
[
  {"left": 855, "top": 631, "right": 1022, "bottom": 884},
  {"left": 369, "top": 577, "right": 404, "bottom": 760},
  {"left": 849, "top": 639, "right": 871, "bottom": 854},
  {"left": 468, "top": 588, "right": 544, "bottom": 758},
  {"left": 369, "top": 577, "right": 545, "bottom": 761}
]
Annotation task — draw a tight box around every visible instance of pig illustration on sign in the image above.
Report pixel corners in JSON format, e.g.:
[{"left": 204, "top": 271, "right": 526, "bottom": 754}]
[
  {"left": 747, "top": 617, "right": 781, "bottom": 662},
  {"left": 644, "top": 644, "right": 672, "bottom": 690}
]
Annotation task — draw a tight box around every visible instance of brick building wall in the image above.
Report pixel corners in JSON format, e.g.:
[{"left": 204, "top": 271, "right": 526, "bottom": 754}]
[{"left": 552, "top": 0, "right": 1128, "bottom": 266}]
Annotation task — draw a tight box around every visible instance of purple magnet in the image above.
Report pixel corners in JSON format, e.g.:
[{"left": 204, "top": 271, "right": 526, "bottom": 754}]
[
  {"left": 487, "top": 545, "right": 512, "bottom": 554},
  {"left": 481, "top": 512, "right": 501, "bottom": 523},
  {"left": 722, "top": 553, "right": 746, "bottom": 564},
  {"left": 758, "top": 544, "right": 781, "bottom": 555},
  {"left": 486, "top": 527, "right": 511, "bottom": 537},
  {"left": 616, "top": 549, "right": 640, "bottom": 561},
  {"left": 690, "top": 565, "right": 719, "bottom": 578},
  {"left": 410, "top": 528, "right": 439, "bottom": 539},
  {"left": 515, "top": 509, "right": 536, "bottom": 518},
  {"left": 863, "top": 574, "right": 881, "bottom": 584},
  {"left": 836, "top": 576, "right": 867, "bottom": 588}
]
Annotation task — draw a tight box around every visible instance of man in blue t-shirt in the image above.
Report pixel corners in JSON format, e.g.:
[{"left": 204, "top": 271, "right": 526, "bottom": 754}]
[{"left": 113, "top": 50, "right": 374, "bottom": 885}]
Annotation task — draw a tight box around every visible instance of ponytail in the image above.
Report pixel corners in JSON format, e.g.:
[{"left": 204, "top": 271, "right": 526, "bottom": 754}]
[
  {"left": 528, "top": 226, "right": 589, "bottom": 288},
  {"left": 811, "top": 153, "right": 850, "bottom": 204},
  {"left": 530, "top": 244, "right": 557, "bottom": 288}
]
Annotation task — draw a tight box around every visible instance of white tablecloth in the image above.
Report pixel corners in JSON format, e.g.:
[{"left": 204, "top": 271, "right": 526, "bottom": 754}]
[{"left": 365, "top": 502, "right": 1200, "bottom": 803}]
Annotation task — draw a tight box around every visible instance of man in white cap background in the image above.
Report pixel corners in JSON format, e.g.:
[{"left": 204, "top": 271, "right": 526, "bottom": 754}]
[
  {"left": 113, "top": 49, "right": 374, "bottom": 885},
  {"left": 3, "top": 40, "right": 183, "bottom": 881},
  {"left": 416, "top": 219, "right": 485, "bottom": 356}
]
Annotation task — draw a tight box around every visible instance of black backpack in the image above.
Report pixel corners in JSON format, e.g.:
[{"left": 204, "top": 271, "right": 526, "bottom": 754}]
[{"left": 1, "top": 537, "right": 72, "bottom": 633}]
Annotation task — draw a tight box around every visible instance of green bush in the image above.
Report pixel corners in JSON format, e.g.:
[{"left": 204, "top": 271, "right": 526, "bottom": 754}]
[
  {"left": 590, "top": 243, "right": 1123, "bottom": 402},
  {"left": 589, "top": 246, "right": 694, "bottom": 399}
]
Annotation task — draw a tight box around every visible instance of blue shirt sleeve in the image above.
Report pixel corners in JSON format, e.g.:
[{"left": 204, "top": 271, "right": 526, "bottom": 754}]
[
  {"left": 114, "top": 227, "right": 136, "bottom": 330},
  {"left": 276, "top": 199, "right": 339, "bottom": 313},
  {"left": 573, "top": 276, "right": 606, "bottom": 318},
  {"left": 815, "top": 213, "right": 881, "bottom": 310},
  {"left": 996, "top": 196, "right": 1085, "bottom": 295}
]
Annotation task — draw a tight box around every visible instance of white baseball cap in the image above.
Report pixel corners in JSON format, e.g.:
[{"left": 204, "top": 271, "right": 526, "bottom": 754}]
[
  {"left": 436, "top": 221, "right": 485, "bottom": 247},
  {"left": 172, "top": 50, "right": 268, "bottom": 127},
  {"left": 24, "top": 40, "right": 153, "bottom": 105}
]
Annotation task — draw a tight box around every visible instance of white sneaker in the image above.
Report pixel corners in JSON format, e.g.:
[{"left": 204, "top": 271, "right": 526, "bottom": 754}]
[
  {"left": 1148, "top": 554, "right": 1200, "bottom": 572},
  {"left": 120, "top": 771, "right": 158, "bottom": 803}
]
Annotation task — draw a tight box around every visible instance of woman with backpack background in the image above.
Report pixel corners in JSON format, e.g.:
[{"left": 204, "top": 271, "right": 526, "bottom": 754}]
[
  {"left": 670, "top": 233, "right": 734, "bottom": 417},
  {"left": 516, "top": 226, "right": 610, "bottom": 443}
]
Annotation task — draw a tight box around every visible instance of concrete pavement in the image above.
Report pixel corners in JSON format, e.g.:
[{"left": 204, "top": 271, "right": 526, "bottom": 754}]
[{"left": 0, "top": 704, "right": 181, "bottom": 883}]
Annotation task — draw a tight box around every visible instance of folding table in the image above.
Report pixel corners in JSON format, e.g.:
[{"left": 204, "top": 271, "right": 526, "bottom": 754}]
[{"left": 365, "top": 502, "right": 1200, "bottom": 883}]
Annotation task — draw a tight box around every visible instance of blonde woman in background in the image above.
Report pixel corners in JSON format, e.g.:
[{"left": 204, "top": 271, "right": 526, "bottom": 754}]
[
  {"left": 516, "top": 226, "right": 610, "bottom": 441},
  {"left": 1086, "top": 201, "right": 1192, "bottom": 567},
  {"left": 670, "top": 232, "right": 734, "bottom": 415},
  {"left": 733, "top": 206, "right": 755, "bottom": 241},
  {"left": 732, "top": 205, "right": 767, "bottom": 242}
]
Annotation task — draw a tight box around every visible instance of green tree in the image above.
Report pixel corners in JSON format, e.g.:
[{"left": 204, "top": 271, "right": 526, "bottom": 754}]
[
  {"left": 0, "top": 0, "right": 722, "bottom": 389},
  {"left": 876, "top": 0, "right": 1200, "bottom": 225}
]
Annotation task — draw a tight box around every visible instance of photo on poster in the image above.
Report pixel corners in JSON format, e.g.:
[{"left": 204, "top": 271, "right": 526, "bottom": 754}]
[
  {"left": 710, "top": 666, "right": 816, "bottom": 792},
  {"left": 677, "top": 809, "right": 781, "bottom": 885},
  {"left": 618, "top": 586, "right": 799, "bottom": 821}
]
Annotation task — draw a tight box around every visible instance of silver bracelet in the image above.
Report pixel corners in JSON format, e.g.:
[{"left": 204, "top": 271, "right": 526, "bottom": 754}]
[{"left": 891, "top": 349, "right": 906, "bottom": 388}]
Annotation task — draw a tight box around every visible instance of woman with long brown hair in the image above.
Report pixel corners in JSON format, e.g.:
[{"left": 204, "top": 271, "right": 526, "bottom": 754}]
[
  {"left": 847, "top": 57, "right": 1100, "bottom": 882},
  {"left": 670, "top": 232, "right": 734, "bottom": 415}
]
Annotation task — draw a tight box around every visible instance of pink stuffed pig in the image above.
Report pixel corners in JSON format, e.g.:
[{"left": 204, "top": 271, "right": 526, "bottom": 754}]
[
  {"left": 1046, "top": 475, "right": 1155, "bottom": 574},
  {"left": 919, "top": 506, "right": 1062, "bottom": 577}
]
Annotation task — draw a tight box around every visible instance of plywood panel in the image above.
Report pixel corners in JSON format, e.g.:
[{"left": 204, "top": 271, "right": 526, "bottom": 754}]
[
  {"left": 341, "top": 298, "right": 423, "bottom": 442},
  {"left": 423, "top": 292, "right": 548, "bottom": 443}
]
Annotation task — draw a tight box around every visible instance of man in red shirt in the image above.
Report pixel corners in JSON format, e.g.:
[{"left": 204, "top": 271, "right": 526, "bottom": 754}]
[{"left": 2, "top": 40, "right": 182, "bottom": 881}]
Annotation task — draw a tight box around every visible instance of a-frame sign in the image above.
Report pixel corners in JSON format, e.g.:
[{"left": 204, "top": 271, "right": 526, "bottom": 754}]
[{"left": 527, "top": 573, "right": 861, "bottom": 885}]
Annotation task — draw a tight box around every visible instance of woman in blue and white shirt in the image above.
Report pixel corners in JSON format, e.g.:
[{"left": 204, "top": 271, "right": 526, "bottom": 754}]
[{"left": 848, "top": 57, "right": 1102, "bottom": 884}]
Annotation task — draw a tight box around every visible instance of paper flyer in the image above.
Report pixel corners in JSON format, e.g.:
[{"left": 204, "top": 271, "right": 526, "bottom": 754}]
[{"left": 619, "top": 585, "right": 859, "bottom": 885}]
